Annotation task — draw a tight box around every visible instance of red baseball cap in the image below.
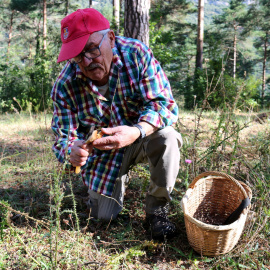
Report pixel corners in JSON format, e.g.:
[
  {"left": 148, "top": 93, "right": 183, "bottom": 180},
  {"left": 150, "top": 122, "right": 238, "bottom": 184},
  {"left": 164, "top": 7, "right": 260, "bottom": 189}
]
[{"left": 57, "top": 8, "right": 110, "bottom": 63}]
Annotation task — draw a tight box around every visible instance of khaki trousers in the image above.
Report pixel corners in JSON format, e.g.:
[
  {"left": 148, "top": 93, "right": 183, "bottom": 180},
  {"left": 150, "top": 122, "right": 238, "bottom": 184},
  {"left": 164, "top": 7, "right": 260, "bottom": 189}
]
[{"left": 87, "top": 126, "right": 183, "bottom": 221}]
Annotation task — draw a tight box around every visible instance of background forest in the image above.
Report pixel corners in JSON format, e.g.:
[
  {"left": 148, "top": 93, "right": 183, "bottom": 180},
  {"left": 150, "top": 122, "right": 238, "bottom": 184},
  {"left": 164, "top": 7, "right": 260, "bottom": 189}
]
[{"left": 0, "top": 0, "right": 269, "bottom": 113}]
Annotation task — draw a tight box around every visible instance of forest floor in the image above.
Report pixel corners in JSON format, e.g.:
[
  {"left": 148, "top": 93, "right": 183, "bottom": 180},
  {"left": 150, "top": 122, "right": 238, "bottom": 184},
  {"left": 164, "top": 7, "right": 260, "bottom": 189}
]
[{"left": 0, "top": 110, "right": 269, "bottom": 269}]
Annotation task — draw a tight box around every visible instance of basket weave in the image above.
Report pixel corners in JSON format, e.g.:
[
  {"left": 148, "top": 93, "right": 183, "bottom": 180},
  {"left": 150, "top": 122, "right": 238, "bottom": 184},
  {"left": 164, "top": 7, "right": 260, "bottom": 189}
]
[{"left": 181, "top": 171, "right": 252, "bottom": 256}]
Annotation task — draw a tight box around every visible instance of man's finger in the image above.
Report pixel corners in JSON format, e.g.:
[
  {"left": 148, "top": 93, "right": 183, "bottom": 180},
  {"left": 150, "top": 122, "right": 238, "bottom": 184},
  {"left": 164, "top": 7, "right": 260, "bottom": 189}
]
[
  {"left": 101, "top": 126, "right": 119, "bottom": 135},
  {"left": 92, "top": 135, "right": 116, "bottom": 147}
]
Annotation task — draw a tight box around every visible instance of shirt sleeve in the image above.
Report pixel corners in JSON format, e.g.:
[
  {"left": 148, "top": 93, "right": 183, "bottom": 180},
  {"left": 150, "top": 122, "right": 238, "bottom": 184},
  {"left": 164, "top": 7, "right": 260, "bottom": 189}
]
[
  {"left": 51, "top": 83, "right": 79, "bottom": 163},
  {"left": 137, "top": 48, "right": 178, "bottom": 128}
]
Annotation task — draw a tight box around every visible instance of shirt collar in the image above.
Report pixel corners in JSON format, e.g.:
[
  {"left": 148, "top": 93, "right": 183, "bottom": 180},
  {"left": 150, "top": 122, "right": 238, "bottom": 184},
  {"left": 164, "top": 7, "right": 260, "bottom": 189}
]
[{"left": 111, "top": 46, "right": 123, "bottom": 70}]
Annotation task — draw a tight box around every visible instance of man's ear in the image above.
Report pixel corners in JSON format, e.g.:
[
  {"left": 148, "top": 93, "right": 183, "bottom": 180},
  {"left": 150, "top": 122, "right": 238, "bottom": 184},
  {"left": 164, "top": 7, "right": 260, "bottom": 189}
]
[{"left": 108, "top": 30, "right": 115, "bottom": 48}]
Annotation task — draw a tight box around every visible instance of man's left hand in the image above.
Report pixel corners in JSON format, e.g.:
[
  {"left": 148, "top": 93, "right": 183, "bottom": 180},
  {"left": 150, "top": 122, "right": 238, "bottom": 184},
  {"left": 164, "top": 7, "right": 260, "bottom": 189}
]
[{"left": 92, "top": 125, "right": 140, "bottom": 150}]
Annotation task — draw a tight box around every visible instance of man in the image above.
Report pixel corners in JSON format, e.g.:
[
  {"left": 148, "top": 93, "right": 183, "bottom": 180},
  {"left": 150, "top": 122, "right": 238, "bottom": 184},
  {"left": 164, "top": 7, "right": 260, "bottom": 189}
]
[{"left": 51, "top": 8, "right": 182, "bottom": 239}]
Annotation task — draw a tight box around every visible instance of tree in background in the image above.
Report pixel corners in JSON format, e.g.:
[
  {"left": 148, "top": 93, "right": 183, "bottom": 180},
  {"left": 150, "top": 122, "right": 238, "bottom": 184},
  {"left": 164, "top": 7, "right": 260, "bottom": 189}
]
[
  {"left": 0, "top": 0, "right": 66, "bottom": 112},
  {"left": 241, "top": 0, "right": 270, "bottom": 107},
  {"left": 5, "top": 0, "right": 40, "bottom": 60},
  {"left": 124, "top": 0, "right": 150, "bottom": 46},
  {"left": 196, "top": 0, "right": 204, "bottom": 69},
  {"left": 213, "top": 0, "right": 247, "bottom": 81},
  {"left": 43, "top": 0, "right": 47, "bottom": 53},
  {"left": 0, "top": 0, "right": 269, "bottom": 112},
  {"left": 191, "top": 0, "right": 205, "bottom": 110},
  {"left": 189, "top": 0, "right": 263, "bottom": 110},
  {"left": 113, "top": 0, "right": 120, "bottom": 35},
  {"left": 149, "top": 0, "right": 196, "bottom": 107}
]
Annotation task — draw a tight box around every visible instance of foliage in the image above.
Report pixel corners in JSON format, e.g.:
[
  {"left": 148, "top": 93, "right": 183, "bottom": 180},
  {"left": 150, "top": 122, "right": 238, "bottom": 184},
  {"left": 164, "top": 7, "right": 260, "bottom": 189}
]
[
  {"left": 149, "top": 22, "right": 176, "bottom": 66},
  {"left": 150, "top": 0, "right": 197, "bottom": 94},
  {"left": 10, "top": 0, "right": 40, "bottom": 13},
  {"left": 184, "top": 58, "right": 261, "bottom": 110},
  {"left": 94, "top": 0, "right": 113, "bottom": 22},
  {"left": 238, "top": 0, "right": 270, "bottom": 107},
  {"left": 0, "top": 55, "right": 59, "bottom": 112},
  {"left": 0, "top": 200, "right": 10, "bottom": 237},
  {"left": 0, "top": 0, "right": 269, "bottom": 110}
]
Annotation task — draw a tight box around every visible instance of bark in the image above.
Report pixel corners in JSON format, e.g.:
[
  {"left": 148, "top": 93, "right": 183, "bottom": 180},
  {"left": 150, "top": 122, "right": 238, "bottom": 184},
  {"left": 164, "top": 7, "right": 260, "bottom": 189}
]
[
  {"left": 261, "top": 34, "right": 268, "bottom": 107},
  {"left": 65, "top": 0, "right": 69, "bottom": 15},
  {"left": 43, "top": 0, "right": 47, "bottom": 52},
  {"left": 124, "top": 0, "right": 150, "bottom": 47},
  {"left": 233, "top": 23, "right": 237, "bottom": 82},
  {"left": 7, "top": 10, "right": 15, "bottom": 60},
  {"left": 36, "top": 16, "right": 42, "bottom": 56},
  {"left": 113, "top": 0, "right": 120, "bottom": 35},
  {"left": 195, "top": 0, "right": 204, "bottom": 69}
]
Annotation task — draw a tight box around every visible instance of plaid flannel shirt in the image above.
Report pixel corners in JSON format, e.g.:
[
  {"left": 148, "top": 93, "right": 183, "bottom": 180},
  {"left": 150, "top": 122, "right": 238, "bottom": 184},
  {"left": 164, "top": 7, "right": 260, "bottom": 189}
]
[{"left": 51, "top": 36, "right": 178, "bottom": 196}]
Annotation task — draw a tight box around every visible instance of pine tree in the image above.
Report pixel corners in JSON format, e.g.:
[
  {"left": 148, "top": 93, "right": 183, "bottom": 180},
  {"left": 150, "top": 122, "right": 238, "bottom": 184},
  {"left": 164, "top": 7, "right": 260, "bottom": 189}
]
[
  {"left": 196, "top": 0, "right": 204, "bottom": 69},
  {"left": 241, "top": 0, "right": 270, "bottom": 107},
  {"left": 124, "top": 0, "right": 150, "bottom": 46},
  {"left": 213, "top": 0, "right": 247, "bottom": 81},
  {"left": 113, "top": 0, "right": 120, "bottom": 35},
  {"left": 149, "top": 0, "right": 196, "bottom": 103}
]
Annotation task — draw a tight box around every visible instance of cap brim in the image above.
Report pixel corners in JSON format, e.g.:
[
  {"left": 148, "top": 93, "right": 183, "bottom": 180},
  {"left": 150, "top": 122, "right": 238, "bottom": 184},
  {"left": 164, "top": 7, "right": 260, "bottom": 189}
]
[{"left": 57, "top": 34, "right": 90, "bottom": 63}]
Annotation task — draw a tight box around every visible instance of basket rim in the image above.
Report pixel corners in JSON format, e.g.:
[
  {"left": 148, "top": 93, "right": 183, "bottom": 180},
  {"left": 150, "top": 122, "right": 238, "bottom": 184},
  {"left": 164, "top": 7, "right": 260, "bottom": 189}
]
[
  {"left": 181, "top": 196, "right": 248, "bottom": 231},
  {"left": 188, "top": 171, "right": 249, "bottom": 199}
]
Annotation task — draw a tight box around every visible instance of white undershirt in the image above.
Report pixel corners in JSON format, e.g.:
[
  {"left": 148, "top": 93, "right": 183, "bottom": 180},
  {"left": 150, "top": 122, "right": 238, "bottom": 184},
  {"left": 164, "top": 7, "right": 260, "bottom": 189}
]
[{"left": 97, "top": 83, "right": 109, "bottom": 99}]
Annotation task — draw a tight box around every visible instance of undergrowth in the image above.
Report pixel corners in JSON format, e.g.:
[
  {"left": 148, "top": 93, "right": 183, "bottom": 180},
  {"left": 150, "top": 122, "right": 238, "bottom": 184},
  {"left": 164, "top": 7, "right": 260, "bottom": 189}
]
[{"left": 0, "top": 106, "right": 269, "bottom": 269}]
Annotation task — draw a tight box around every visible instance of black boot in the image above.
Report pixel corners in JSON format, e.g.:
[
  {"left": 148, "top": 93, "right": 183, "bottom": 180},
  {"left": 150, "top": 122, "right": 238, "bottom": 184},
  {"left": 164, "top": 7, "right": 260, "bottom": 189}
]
[{"left": 146, "top": 203, "right": 176, "bottom": 240}]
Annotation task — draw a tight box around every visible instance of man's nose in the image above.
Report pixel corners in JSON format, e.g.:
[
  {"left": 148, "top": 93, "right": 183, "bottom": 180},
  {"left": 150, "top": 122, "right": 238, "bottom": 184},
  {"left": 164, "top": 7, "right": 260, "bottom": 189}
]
[{"left": 82, "top": 56, "right": 93, "bottom": 65}]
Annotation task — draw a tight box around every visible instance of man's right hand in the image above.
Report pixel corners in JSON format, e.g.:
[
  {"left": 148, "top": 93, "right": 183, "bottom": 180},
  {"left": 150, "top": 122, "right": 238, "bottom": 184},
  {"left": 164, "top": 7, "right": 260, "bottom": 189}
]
[{"left": 70, "top": 140, "right": 93, "bottom": 167}]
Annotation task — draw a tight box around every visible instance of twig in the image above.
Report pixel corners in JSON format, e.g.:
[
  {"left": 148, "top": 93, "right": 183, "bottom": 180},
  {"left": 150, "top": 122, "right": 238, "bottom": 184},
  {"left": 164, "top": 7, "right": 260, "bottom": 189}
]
[
  {"left": 100, "top": 193, "right": 122, "bottom": 207},
  {"left": 196, "top": 122, "right": 250, "bottom": 164},
  {"left": 0, "top": 201, "right": 50, "bottom": 229},
  {"left": 83, "top": 261, "right": 106, "bottom": 266}
]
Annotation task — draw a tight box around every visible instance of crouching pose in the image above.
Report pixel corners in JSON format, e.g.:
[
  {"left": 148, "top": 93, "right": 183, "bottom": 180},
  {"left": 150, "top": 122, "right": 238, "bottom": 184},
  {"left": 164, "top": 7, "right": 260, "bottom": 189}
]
[{"left": 51, "top": 8, "right": 183, "bottom": 239}]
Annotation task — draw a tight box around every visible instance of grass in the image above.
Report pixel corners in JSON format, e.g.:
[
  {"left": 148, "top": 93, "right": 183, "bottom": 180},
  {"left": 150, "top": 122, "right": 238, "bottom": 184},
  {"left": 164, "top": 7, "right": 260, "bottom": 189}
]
[{"left": 0, "top": 109, "right": 269, "bottom": 269}]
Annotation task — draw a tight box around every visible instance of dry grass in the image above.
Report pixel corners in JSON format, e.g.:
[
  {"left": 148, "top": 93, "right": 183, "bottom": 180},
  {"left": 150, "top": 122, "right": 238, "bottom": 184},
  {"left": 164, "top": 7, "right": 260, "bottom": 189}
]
[{"left": 0, "top": 110, "right": 269, "bottom": 269}]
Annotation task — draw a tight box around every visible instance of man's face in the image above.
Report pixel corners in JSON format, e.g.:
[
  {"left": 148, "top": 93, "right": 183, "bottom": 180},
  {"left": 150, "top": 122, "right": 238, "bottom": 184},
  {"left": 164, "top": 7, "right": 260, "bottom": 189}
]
[{"left": 76, "top": 31, "right": 115, "bottom": 86}]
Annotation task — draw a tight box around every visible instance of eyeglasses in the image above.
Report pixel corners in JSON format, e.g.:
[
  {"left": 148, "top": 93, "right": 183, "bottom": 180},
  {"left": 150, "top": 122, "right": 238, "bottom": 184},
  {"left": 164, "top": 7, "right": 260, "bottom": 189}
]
[{"left": 72, "top": 32, "right": 108, "bottom": 64}]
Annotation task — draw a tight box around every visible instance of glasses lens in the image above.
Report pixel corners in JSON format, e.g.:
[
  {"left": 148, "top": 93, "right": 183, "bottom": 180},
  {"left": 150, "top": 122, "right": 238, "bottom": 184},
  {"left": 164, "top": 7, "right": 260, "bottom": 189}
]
[{"left": 85, "top": 48, "right": 101, "bottom": 59}]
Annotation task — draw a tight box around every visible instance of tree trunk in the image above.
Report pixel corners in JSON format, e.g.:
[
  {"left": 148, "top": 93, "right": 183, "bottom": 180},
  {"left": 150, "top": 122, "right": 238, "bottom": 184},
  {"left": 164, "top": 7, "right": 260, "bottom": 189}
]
[
  {"left": 65, "top": 0, "right": 69, "bottom": 15},
  {"left": 195, "top": 0, "right": 204, "bottom": 69},
  {"left": 233, "top": 24, "right": 237, "bottom": 83},
  {"left": 43, "top": 0, "right": 47, "bottom": 53},
  {"left": 261, "top": 34, "right": 267, "bottom": 108},
  {"left": 89, "top": 0, "right": 92, "bottom": 8},
  {"left": 36, "top": 16, "right": 42, "bottom": 57},
  {"left": 124, "top": 0, "right": 150, "bottom": 47},
  {"left": 7, "top": 10, "right": 15, "bottom": 61},
  {"left": 113, "top": 0, "right": 120, "bottom": 35}
]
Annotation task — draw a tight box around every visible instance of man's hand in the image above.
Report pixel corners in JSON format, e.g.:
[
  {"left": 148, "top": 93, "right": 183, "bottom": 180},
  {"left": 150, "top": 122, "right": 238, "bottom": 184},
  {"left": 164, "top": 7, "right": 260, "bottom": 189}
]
[
  {"left": 92, "top": 125, "right": 140, "bottom": 150},
  {"left": 70, "top": 140, "right": 93, "bottom": 167}
]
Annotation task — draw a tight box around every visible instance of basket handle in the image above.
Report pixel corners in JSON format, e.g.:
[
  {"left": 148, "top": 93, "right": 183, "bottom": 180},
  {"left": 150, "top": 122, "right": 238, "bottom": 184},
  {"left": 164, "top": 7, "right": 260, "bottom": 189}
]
[
  {"left": 188, "top": 171, "right": 248, "bottom": 199},
  {"left": 188, "top": 171, "right": 251, "bottom": 225}
]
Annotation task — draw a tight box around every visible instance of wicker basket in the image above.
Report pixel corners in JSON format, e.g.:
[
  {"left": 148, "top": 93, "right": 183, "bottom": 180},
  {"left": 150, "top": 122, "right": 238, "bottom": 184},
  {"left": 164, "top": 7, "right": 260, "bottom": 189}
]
[{"left": 181, "top": 171, "right": 252, "bottom": 256}]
